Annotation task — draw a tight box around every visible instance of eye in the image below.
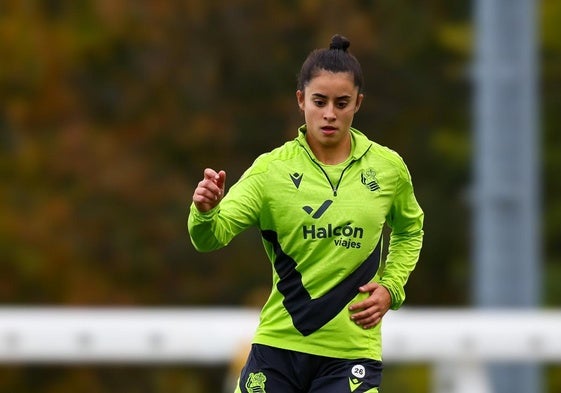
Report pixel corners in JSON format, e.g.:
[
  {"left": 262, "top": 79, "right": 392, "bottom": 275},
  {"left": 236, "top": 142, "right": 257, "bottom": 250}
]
[
  {"left": 337, "top": 101, "right": 349, "bottom": 109},
  {"left": 313, "top": 100, "right": 326, "bottom": 107}
]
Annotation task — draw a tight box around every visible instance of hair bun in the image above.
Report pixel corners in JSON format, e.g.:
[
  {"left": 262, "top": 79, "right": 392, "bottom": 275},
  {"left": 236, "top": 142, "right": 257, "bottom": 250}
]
[{"left": 329, "top": 34, "right": 350, "bottom": 51}]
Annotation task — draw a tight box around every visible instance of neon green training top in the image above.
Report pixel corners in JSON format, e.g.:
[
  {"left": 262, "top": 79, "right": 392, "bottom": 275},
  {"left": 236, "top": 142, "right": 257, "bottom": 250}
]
[{"left": 188, "top": 126, "right": 424, "bottom": 361}]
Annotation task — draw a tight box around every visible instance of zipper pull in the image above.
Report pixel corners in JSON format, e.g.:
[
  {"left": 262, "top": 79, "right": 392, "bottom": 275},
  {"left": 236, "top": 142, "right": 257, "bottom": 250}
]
[{"left": 333, "top": 188, "right": 338, "bottom": 197}]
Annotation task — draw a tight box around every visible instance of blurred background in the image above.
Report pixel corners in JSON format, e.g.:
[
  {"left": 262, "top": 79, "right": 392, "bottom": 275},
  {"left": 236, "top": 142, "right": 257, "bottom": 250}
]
[{"left": 0, "top": 0, "right": 559, "bottom": 392}]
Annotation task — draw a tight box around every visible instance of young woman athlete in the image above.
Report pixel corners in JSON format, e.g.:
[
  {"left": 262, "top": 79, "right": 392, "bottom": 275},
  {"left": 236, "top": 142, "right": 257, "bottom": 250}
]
[{"left": 189, "top": 34, "right": 424, "bottom": 393}]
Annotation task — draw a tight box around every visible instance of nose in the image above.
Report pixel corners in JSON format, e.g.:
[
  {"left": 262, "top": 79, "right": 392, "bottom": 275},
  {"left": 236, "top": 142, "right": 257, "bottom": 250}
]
[{"left": 323, "top": 103, "right": 336, "bottom": 121}]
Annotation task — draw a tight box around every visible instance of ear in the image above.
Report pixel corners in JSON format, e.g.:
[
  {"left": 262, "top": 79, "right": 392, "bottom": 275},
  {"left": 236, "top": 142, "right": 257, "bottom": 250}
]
[
  {"left": 296, "top": 90, "right": 305, "bottom": 111},
  {"left": 354, "top": 93, "right": 364, "bottom": 113}
]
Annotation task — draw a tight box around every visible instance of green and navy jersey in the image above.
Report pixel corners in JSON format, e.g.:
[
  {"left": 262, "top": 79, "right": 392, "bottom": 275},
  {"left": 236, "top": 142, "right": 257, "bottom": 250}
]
[{"left": 188, "top": 126, "right": 424, "bottom": 361}]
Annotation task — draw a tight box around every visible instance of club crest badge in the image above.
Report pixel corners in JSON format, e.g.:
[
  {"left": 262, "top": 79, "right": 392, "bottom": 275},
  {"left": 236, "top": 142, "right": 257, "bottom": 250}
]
[
  {"left": 361, "top": 169, "right": 380, "bottom": 191},
  {"left": 245, "top": 372, "right": 267, "bottom": 393}
]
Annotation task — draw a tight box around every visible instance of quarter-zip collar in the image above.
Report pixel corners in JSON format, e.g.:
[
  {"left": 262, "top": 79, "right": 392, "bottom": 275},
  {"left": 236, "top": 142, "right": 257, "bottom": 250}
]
[
  {"left": 296, "top": 124, "right": 372, "bottom": 162},
  {"left": 296, "top": 125, "right": 373, "bottom": 196}
]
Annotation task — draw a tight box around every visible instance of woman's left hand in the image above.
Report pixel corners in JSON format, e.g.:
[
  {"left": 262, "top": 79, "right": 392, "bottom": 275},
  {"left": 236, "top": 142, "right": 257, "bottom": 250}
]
[{"left": 348, "top": 282, "right": 392, "bottom": 329}]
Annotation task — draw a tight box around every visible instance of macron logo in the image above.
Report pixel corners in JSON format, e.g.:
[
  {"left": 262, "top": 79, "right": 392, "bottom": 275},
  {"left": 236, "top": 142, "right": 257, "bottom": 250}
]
[
  {"left": 302, "top": 200, "right": 333, "bottom": 219},
  {"left": 290, "top": 172, "right": 303, "bottom": 189}
]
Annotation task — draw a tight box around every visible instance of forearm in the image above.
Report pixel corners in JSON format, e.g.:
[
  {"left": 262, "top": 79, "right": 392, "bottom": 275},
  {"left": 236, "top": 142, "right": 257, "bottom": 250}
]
[{"left": 378, "top": 228, "right": 423, "bottom": 309}]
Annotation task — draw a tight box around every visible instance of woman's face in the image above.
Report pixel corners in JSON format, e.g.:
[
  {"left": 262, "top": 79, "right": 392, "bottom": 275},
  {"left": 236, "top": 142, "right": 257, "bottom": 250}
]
[{"left": 296, "top": 70, "right": 363, "bottom": 158}]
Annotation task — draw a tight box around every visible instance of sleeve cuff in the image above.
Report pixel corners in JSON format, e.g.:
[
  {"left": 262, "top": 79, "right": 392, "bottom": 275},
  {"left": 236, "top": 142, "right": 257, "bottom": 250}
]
[
  {"left": 189, "top": 203, "right": 220, "bottom": 221},
  {"left": 379, "top": 282, "right": 405, "bottom": 310}
]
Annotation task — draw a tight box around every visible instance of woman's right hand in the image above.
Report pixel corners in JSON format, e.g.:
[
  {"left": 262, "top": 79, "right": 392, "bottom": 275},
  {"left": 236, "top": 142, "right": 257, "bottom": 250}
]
[{"left": 192, "top": 168, "right": 226, "bottom": 212}]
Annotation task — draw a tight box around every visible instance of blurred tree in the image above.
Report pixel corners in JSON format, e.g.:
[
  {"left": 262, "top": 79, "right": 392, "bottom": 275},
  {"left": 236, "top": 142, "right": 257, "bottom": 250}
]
[{"left": 0, "top": 0, "right": 559, "bottom": 392}]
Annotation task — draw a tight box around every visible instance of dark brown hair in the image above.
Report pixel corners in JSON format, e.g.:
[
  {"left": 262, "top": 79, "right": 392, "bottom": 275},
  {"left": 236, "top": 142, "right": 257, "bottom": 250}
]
[{"left": 297, "top": 34, "right": 364, "bottom": 92}]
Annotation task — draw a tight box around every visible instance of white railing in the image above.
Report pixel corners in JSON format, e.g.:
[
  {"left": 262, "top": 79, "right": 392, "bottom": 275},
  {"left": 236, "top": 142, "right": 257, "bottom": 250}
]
[
  {"left": 1, "top": 307, "right": 560, "bottom": 392},
  {"left": 0, "top": 307, "right": 258, "bottom": 364}
]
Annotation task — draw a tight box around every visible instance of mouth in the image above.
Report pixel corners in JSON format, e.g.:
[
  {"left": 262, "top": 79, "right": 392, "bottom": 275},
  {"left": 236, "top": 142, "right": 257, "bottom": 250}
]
[{"left": 321, "top": 126, "right": 338, "bottom": 135}]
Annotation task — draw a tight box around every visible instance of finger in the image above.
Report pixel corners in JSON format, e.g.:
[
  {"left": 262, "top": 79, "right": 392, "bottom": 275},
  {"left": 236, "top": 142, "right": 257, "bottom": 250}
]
[
  {"left": 349, "top": 290, "right": 379, "bottom": 310},
  {"left": 350, "top": 304, "right": 381, "bottom": 320},
  {"left": 349, "top": 283, "right": 376, "bottom": 311},
  {"left": 362, "top": 317, "right": 382, "bottom": 329},
  {"left": 203, "top": 168, "right": 220, "bottom": 181},
  {"left": 202, "top": 169, "right": 226, "bottom": 198},
  {"left": 352, "top": 312, "right": 382, "bottom": 329},
  {"left": 197, "top": 176, "right": 223, "bottom": 198},
  {"left": 193, "top": 187, "right": 219, "bottom": 203},
  {"left": 358, "top": 281, "right": 380, "bottom": 293},
  {"left": 203, "top": 168, "right": 226, "bottom": 189},
  {"left": 215, "top": 170, "right": 226, "bottom": 191},
  {"left": 349, "top": 298, "right": 373, "bottom": 312}
]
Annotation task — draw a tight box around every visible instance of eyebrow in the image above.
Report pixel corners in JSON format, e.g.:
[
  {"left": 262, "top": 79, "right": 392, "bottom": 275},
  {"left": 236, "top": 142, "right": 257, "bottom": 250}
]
[{"left": 311, "top": 93, "right": 352, "bottom": 100}]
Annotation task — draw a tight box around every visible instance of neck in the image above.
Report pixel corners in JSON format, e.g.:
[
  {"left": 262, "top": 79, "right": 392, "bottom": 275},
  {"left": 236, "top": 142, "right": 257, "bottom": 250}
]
[{"left": 311, "top": 135, "right": 351, "bottom": 165}]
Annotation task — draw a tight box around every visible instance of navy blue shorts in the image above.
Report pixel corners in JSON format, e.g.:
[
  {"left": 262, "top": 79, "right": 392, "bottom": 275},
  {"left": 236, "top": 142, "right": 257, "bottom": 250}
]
[{"left": 234, "top": 344, "right": 382, "bottom": 393}]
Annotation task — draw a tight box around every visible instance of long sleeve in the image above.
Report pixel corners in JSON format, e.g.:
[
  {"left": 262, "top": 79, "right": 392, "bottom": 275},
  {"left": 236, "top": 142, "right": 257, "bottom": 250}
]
[{"left": 378, "top": 163, "right": 424, "bottom": 310}]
